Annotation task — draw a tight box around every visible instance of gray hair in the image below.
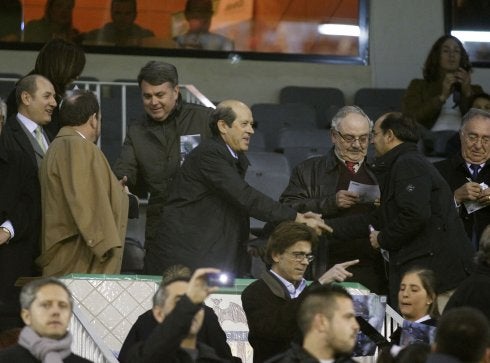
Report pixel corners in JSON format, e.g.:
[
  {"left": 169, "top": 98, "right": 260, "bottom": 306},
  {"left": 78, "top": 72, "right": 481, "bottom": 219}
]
[
  {"left": 461, "top": 108, "right": 490, "bottom": 128},
  {"left": 330, "top": 105, "right": 372, "bottom": 131},
  {"left": 20, "top": 278, "right": 73, "bottom": 310}
]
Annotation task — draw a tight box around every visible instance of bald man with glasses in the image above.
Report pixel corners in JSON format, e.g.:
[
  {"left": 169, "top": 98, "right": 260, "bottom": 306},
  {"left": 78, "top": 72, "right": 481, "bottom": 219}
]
[{"left": 241, "top": 221, "right": 358, "bottom": 363}]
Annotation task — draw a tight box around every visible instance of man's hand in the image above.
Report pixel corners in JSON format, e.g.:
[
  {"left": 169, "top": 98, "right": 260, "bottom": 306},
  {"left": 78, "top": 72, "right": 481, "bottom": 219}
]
[
  {"left": 477, "top": 189, "right": 490, "bottom": 206},
  {"left": 335, "top": 190, "right": 360, "bottom": 209},
  {"left": 0, "top": 228, "right": 11, "bottom": 245},
  {"left": 454, "top": 182, "right": 482, "bottom": 204},
  {"left": 186, "top": 267, "right": 220, "bottom": 305},
  {"left": 318, "top": 259, "right": 359, "bottom": 284},
  {"left": 119, "top": 175, "right": 128, "bottom": 188},
  {"left": 295, "top": 212, "right": 333, "bottom": 235},
  {"left": 369, "top": 229, "right": 380, "bottom": 249}
]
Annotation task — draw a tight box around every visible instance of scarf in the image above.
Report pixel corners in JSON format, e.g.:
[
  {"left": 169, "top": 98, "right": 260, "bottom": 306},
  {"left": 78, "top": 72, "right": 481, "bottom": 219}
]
[{"left": 18, "top": 326, "right": 73, "bottom": 363}]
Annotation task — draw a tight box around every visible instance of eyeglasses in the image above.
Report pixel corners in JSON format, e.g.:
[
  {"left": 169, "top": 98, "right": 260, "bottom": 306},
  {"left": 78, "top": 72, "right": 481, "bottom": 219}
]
[
  {"left": 462, "top": 131, "right": 490, "bottom": 146},
  {"left": 287, "top": 251, "right": 315, "bottom": 263},
  {"left": 334, "top": 130, "right": 370, "bottom": 144}
]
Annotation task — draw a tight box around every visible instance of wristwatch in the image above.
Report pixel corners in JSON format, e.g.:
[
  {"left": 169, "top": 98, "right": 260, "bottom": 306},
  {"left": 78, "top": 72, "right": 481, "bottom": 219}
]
[{"left": 0, "top": 226, "right": 11, "bottom": 243}]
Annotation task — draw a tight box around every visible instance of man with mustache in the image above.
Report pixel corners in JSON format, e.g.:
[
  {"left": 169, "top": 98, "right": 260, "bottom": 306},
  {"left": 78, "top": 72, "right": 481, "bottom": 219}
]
[{"left": 273, "top": 105, "right": 386, "bottom": 294}]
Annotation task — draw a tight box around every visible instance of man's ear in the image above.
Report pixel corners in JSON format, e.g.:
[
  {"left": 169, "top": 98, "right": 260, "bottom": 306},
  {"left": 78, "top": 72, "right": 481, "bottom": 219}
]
[
  {"left": 20, "top": 91, "right": 31, "bottom": 106},
  {"left": 88, "top": 113, "right": 98, "bottom": 129},
  {"left": 152, "top": 306, "right": 165, "bottom": 324},
  {"left": 217, "top": 119, "right": 229, "bottom": 134},
  {"left": 20, "top": 308, "right": 31, "bottom": 326}
]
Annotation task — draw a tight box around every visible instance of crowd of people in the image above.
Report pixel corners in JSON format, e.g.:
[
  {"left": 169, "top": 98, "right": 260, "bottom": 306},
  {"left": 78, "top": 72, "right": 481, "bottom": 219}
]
[{"left": 0, "top": 31, "right": 490, "bottom": 363}]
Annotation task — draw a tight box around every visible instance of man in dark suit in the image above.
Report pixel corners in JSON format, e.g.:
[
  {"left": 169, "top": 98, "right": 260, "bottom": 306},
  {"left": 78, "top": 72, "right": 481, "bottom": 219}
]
[
  {"left": 434, "top": 108, "right": 490, "bottom": 250},
  {"left": 146, "top": 100, "right": 330, "bottom": 276},
  {"left": 0, "top": 140, "right": 41, "bottom": 331},
  {"left": 1, "top": 74, "right": 57, "bottom": 168},
  {"left": 0, "top": 74, "right": 56, "bottom": 329}
]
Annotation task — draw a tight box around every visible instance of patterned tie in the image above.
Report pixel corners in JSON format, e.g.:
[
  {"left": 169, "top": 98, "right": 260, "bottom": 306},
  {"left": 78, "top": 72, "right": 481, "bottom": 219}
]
[
  {"left": 469, "top": 164, "right": 480, "bottom": 181},
  {"left": 345, "top": 161, "right": 358, "bottom": 174},
  {"left": 34, "top": 126, "right": 47, "bottom": 153}
]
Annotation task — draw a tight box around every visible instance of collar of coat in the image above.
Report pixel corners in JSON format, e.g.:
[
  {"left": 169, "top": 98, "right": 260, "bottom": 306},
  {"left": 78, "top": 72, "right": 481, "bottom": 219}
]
[
  {"left": 259, "top": 269, "right": 296, "bottom": 300},
  {"left": 371, "top": 142, "right": 418, "bottom": 174},
  {"left": 212, "top": 135, "right": 250, "bottom": 171}
]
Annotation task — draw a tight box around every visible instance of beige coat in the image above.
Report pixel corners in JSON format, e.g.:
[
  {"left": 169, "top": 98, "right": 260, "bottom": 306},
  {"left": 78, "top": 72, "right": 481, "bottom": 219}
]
[{"left": 37, "top": 127, "right": 129, "bottom": 276}]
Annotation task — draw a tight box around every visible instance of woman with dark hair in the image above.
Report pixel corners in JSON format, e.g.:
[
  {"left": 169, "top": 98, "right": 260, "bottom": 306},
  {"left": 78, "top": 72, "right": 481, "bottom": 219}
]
[
  {"left": 23, "top": 0, "right": 80, "bottom": 43},
  {"left": 402, "top": 35, "right": 483, "bottom": 132},
  {"left": 6, "top": 38, "right": 86, "bottom": 136}
]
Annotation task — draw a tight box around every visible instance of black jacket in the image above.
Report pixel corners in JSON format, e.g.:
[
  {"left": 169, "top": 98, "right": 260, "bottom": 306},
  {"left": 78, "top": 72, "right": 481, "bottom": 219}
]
[
  {"left": 277, "top": 149, "right": 387, "bottom": 294},
  {"left": 329, "top": 143, "right": 474, "bottom": 304},
  {"left": 434, "top": 154, "right": 490, "bottom": 246},
  {"left": 113, "top": 97, "right": 213, "bottom": 248},
  {"left": 445, "top": 262, "right": 490, "bottom": 321},
  {"left": 118, "top": 306, "right": 234, "bottom": 362},
  {"left": 126, "top": 295, "right": 228, "bottom": 363},
  {"left": 0, "top": 345, "right": 91, "bottom": 363},
  {"left": 241, "top": 271, "right": 317, "bottom": 363},
  {"left": 265, "top": 343, "right": 358, "bottom": 363},
  {"left": 0, "top": 143, "right": 41, "bottom": 327},
  {"left": 146, "top": 136, "right": 296, "bottom": 275}
]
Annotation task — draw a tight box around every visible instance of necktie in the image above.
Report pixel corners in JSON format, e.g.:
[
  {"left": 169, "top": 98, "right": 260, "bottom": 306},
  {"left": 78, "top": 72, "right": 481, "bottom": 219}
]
[
  {"left": 469, "top": 164, "right": 481, "bottom": 250},
  {"left": 469, "top": 164, "right": 480, "bottom": 181},
  {"left": 34, "top": 126, "right": 47, "bottom": 153},
  {"left": 345, "top": 161, "right": 358, "bottom": 174}
]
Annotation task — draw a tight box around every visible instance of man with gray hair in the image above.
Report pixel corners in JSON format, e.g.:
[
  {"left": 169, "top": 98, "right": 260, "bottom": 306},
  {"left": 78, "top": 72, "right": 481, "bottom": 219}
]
[
  {"left": 113, "top": 60, "right": 213, "bottom": 257},
  {"left": 434, "top": 108, "right": 490, "bottom": 250},
  {"left": 0, "top": 277, "right": 91, "bottom": 362},
  {"left": 274, "top": 106, "right": 387, "bottom": 294}
]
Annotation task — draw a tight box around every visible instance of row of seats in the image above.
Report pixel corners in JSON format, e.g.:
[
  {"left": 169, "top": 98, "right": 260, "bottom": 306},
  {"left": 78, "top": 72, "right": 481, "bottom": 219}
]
[{"left": 278, "top": 85, "right": 406, "bottom": 128}]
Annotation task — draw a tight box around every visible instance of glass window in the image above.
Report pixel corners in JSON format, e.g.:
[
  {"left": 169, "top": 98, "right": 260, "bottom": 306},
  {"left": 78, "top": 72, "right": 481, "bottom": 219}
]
[
  {"left": 445, "top": 0, "right": 490, "bottom": 67},
  {"left": 0, "top": 0, "right": 369, "bottom": 65}
]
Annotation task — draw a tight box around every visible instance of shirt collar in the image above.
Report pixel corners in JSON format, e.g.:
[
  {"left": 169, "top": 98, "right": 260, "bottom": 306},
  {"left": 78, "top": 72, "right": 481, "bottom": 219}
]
[
  {"left": 414, "top": 314, "right": 431, "bottom": 323},
  {"left": 17, "top": 112, "right": 39, "bottom": 134},
  {"left": 269, "top": 269, "right": 307, "bottom": 298},
  {"left": 334, "top": 148, "right": 364, "bottom": 169},
  {"left": 226, "top": 144, "right": 238, "bottom": 159},
  {"left": 466, "top": 161, "right": 485, "bottom": 170}
]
